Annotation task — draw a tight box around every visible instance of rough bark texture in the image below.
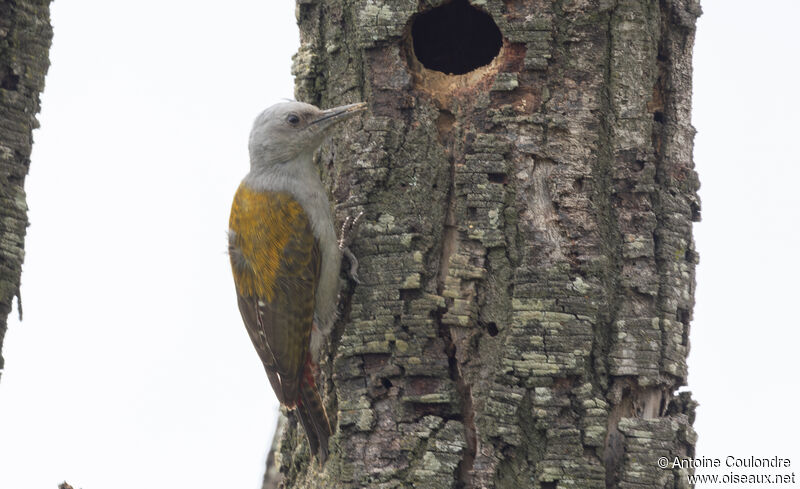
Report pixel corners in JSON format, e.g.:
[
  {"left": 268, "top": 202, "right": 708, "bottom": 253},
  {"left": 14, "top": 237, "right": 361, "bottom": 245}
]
[
  {"left": 266, "top": 0, "right": 700, "bottom": 487},
  {"left": 0, "top": 0, "right": 53, "bottom": 378}
]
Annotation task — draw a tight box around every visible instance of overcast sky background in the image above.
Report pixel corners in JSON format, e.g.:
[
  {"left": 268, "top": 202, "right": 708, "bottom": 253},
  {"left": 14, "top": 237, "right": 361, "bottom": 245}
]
[{"left": 0, "top": 1, "right": 797, "bottom": 488}]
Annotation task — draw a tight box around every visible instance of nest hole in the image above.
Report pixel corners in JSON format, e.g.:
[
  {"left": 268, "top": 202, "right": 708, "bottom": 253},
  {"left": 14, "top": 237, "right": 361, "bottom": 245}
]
[{"left": 411, "top": 0, "right": 502, "bottom": 75}]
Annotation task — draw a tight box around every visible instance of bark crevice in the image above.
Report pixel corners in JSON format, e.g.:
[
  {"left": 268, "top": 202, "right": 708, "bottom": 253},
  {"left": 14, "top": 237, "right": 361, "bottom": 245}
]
[{"left": 434, "top": 104, "right": 477, "bottom": 489}]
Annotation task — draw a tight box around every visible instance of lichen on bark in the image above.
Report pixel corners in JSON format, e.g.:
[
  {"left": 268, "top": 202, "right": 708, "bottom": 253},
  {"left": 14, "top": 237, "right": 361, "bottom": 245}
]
[{"left": 267, "top": 1, "right": 701, "bottom": 487}]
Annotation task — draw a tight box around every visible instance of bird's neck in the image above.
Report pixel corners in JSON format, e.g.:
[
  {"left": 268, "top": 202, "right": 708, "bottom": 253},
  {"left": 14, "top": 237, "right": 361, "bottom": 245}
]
[{"left": 245, "top": 151, "right": 319, "bottom": 193}]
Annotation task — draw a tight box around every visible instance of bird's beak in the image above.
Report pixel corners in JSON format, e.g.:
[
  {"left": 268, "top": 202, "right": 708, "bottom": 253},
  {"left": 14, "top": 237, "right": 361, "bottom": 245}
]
[{"left": 310, "top": 102, "right": 368, "bottom": 131}]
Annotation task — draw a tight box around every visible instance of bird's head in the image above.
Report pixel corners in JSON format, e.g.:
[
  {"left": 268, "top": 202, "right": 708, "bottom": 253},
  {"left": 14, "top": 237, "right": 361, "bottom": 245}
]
[{"left": 249, "top": 101, "right": 367, "bottom": 168}]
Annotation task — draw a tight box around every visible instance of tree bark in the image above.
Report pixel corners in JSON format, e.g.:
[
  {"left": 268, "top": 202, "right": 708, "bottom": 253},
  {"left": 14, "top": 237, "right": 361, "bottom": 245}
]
[
  {"left": 267, "top": 0, "right": 701, "bottom": 487},
  {"left": 0, "top": 0, "right": 53, "bottom": 379}
]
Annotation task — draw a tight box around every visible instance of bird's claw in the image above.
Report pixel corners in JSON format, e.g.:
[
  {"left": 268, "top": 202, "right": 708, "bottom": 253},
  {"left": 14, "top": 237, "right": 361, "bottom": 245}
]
[
  {"left": 338, "top": 211, "right": 364, "bottom": 248},
  {"left": 339, "top": 211, "right": 364, "bottom": 284},
  {"left": 342, "top": 246, "right": 361, "bottom": 284}
]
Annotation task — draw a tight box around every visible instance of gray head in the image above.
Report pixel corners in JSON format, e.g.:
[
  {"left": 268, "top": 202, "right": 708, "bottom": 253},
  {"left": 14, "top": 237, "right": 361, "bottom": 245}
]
[{"left": 249, "top": 101, "right": 367, "bottom": 168}]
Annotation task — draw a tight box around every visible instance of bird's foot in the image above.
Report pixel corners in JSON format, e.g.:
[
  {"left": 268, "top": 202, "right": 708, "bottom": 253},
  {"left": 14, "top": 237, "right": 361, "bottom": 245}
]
[
  {"left": 342, "top": 246, "right": 361, "bottom": 284},
  {"left": 338, "top": 211, "right": 364, "bottom": 284},
  {"left": 338, "top": 211, "right": 364, "bottom": 249}
]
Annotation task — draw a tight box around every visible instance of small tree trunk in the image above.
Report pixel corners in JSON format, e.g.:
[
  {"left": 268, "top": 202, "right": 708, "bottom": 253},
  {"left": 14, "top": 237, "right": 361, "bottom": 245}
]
[
  {"left": 0, "top": 0, "right": 53, "bottom": 379},
  {"left": 267, "top": 0, "right": 701, "bottom": 487}
]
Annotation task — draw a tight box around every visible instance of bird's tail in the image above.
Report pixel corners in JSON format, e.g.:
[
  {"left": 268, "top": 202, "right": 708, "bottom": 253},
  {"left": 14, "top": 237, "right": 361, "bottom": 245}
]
[{"left": 295, "top": 359, "right": 332, "bottom": 463}]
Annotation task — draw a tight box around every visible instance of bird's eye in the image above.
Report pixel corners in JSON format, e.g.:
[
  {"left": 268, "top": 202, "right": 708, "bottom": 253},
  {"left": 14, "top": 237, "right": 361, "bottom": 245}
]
[{"left": 287, "top": 114, "right": 300, "bottom": 125}]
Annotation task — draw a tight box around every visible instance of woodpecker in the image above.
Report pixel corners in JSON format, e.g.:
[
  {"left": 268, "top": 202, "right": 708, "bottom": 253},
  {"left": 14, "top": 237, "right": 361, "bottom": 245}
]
[{"left": 229, "top": 100, "right": 366, "bottom": 462}]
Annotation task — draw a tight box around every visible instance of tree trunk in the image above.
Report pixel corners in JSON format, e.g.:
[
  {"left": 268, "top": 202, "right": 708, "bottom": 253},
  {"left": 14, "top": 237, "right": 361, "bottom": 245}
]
[
  {"left": 0, "top": 0, "right": 53, "bottom": 379},
  {"left": 267, "top": 0, "right": 701, "bottom": 487}
]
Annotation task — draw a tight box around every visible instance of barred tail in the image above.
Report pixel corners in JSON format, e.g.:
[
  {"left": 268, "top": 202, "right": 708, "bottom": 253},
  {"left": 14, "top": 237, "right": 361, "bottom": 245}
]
[{"left": 295, "top": 361, "right": 332, "bottom": 463}]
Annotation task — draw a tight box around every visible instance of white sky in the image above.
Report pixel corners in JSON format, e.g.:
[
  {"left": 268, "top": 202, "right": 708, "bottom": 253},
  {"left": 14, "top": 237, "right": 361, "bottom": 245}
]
[
  {"left": 0, "top": 1, "right": 297, "bottom": 488},
  {"left": 0, "top": 1, "right": 798, "bottom": 488},
  {"left": 691, "top": 0, "right": 800, "bottom": 480}
]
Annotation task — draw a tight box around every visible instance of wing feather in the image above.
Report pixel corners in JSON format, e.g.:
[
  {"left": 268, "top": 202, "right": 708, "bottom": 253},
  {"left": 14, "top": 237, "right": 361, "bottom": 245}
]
[{"left": 229, "top": 186, "right": 320, "bottom": 406}]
